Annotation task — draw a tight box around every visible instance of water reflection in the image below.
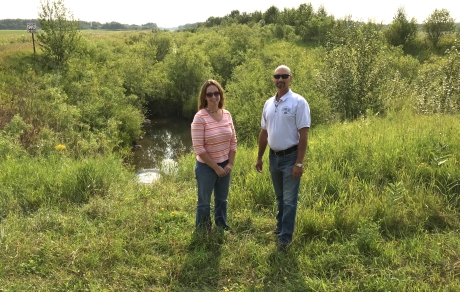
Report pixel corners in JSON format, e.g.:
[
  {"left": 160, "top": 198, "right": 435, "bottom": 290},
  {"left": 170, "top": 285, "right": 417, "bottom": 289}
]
[{"left": 131, "top": 117, "right": 193, "bottom": 171}]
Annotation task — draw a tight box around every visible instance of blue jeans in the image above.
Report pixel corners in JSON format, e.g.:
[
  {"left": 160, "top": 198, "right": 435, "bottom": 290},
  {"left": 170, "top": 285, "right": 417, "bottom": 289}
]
[
  {"left": 269, "top": 150, "right": 300, "bottom": 243},
  {"left": 195, "top": 160, "right": 231, "bottom": 229}
]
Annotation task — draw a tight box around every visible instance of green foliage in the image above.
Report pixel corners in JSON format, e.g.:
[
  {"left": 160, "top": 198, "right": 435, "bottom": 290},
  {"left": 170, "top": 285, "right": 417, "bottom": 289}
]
[
  {"left": 384, "top": 7, "right": 418, "bottom": 54},
  {"left": 319, "top": 21, "right": 391, "bottom": 120},
  {"left": 0, "top": 115, "right": 30, "bottom": 159},
  {"left": 196, "top": 29, "right": 234, "bottom": 86},
  {"left": 415, "top": 44, "right": 460, "bottom": 114},
  {"left": 355, "top": 221, "right": 382, "bottom": 256},
  {"left": 226, "top": 58, "right": 272, "bottom": 145},
  {"left": 1, "top": 114, "right": 30, "bottom": 138},
  {"left": 1, "top": 36, "right": 143, "bottom": 156},
  {"left": 200, "top": 2, "right": 335, "bottom": 46},
  {"left": 163, "top": 44, "right": 214, "bottom": 117},
  {"left": 293, "top": 3, "right": 314, "bottom": 30},
  {"left": 0, "top": 154, "right": 127, "bottom": 218},
  {"left": 37, "top": 0, "right": 83, "bottom": 69},
  {"left": 298, "top": 6, "right": 335, "bottom": 44},
  {"left": 101, "top": 21, "right": 125, "bottom": 30},
  {"left": 223, "top": 24, "right": 260, "bottom": 64},
  {"left": 148, "top": 32, "right": 172, "bottom": 62},
  {"left": 423, "top": 9, "right": 456, "bottom": 49},
  {"left": 263, "top": 6, "right": 280, "bottom": 25}
]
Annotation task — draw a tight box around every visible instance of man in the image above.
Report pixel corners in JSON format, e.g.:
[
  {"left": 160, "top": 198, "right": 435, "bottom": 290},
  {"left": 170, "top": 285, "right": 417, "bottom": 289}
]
[{"left": 255, "top": 65, "right": 311, "bottom": 251}]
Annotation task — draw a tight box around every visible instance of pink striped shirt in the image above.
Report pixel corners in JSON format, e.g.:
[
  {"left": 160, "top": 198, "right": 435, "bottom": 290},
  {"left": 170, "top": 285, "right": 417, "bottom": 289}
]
[{"left": 191, "top": 109, "right": 237, "bottom": 163}]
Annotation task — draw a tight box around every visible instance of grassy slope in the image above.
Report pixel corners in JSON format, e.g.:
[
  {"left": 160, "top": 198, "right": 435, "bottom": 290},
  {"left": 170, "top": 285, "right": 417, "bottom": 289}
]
[{"left": 1, "top": 112, "right": 459, "bottom": 291}]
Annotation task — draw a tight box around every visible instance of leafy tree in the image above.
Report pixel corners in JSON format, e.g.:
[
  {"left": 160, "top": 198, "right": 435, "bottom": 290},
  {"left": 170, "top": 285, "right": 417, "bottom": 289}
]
[
  {"left": 319, "top": 21, "right": 390, "bottom": 120},
  {"left": 37, "top": 0, "right": 82, "bottom": 68},
  {"left": 293, "top": 3, "right": 314, "bottom": 38},
  {"left": 37, "top": 0, "right": 83, "bottom": 69},
  {"left": 278, "top": 7, "right": 297, "bottom": 26},
  {"left": 224, "top": 24, "right": 259, "bottom": 65},
  {"left": 142, "top": 22, "right": 158, "bottom": 29},
  {"left": 263, "top": 6, "right": 280, "bottom": 25},
  {"left": 385, "top": 7, "right": 418, "bottom": 53},
  {"left": 148, "top": 31, "right": 172, "bottom": 62},
  {"left": 423, "top": 9, "right": 456, "bottom": 48},
  {"left": 250, "top": 11, "right": 263, "bottom": 24},
  {"left": 229, "top": 10, "right": 240, "bottom": 20},
  {"left": 89, "top": 21, "right": 102, "bottom": 29},
  {"left": 204, "top": 16, "right": 222, "bottom": 27},
  {"left": 199, "top": 30, "right": 233, "bottom": 86},
  {"left": 415, "top": 44, "right": 460, "bottom": 113},
  {"left": 163, "top": 45, "right": 214, "bottom": 117},
  {"left": 101, "top": 21, "right": 125, "bottom": 30},
  {"left": 237, "top": 12, "right": 252, "bottom": 25},
  {"left": 293, "top": 4, "right": 334, "bottom": 44},
  {"left": 304, "top": 6, "right": 334, "bottom": 44},
  {"left": 226, "top": 58, "right": 272, "bottom": 145}
]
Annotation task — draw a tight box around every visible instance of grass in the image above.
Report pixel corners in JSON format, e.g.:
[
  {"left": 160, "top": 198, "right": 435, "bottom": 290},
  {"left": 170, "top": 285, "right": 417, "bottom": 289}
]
[
  {"left": 0, "top": 30, "right": 35, "bottom": 57},
  {"left": 0, "top": 30, "right": 32, "bottom": 36},
  {"left": 1, "top": 111, "right": 459, "bottom": 291},
  {"left": 0, "top": 29, "right": 135, "bottom": 56}
]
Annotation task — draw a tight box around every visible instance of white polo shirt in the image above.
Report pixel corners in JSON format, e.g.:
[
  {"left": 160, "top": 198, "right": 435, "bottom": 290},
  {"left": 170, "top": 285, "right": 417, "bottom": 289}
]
[{"left": 261, "top": 89, "right": 311, "bottom": 151}]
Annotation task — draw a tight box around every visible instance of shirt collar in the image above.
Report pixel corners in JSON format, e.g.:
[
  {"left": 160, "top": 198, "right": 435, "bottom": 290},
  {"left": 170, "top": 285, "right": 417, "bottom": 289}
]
[{"left": 275, "top": 89, "right": 292, "bottom": 102}]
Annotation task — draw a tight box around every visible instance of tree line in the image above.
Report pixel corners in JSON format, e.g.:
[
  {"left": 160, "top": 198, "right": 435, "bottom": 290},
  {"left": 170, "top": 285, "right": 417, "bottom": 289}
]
[{"left": 0, "top": 18, "right": 158, "bottom": 30}]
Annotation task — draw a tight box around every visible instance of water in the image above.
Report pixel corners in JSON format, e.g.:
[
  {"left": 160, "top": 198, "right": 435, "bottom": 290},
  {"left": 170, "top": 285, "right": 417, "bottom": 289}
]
[{"left": 131, "top": 117, "right": 193, "bottom": 172}]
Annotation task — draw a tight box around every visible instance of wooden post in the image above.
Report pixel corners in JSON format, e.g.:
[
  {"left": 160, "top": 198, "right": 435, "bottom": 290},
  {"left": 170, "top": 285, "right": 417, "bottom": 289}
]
[
  {"left": 31, "top": 33, "right": 36, "bottom": 54},
  {"left": 27, "top": 23, "right": 37, "bottom": 54}
]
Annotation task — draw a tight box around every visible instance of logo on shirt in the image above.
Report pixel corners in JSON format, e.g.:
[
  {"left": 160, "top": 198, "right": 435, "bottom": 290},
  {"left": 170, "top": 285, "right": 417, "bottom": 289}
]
[{"left": 281, "top": 106, "right": 291, "bottom": 114}]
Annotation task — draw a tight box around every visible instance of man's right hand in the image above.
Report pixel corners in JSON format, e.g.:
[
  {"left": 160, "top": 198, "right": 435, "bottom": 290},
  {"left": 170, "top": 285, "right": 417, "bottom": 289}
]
[{"left": 255, "top": 160, "right": 263, "bottom": 173}]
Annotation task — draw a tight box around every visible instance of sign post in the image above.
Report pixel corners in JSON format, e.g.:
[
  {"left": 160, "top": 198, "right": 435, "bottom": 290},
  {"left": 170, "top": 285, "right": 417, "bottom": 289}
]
[{"left": 27, "top": 23, "right": 37, "bottom": 54}]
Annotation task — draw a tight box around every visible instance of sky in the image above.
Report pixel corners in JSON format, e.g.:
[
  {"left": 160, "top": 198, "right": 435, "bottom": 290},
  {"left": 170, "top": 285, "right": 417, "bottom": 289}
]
[{"left": 2, "top": 0, "right": 460, "bottom": 28}]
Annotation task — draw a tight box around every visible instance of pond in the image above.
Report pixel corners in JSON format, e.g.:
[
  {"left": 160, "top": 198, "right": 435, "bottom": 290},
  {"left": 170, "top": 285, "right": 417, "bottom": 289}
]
[{"left": 130, "top": 117, "right": 194, "bottom": 172}]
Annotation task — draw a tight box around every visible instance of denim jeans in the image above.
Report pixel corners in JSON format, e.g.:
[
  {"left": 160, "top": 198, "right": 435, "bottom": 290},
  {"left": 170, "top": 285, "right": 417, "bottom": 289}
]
[
  {"left": 269, "top": 150, "right": 300, "bottom": 243},
  {"left": 195, "top": 160, "right": 230, "bottom": 229}
]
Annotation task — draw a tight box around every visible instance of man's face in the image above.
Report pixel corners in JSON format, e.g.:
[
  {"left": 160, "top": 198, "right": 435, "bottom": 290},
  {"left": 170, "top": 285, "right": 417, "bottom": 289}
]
[{"left": 273, "top": 69, "right": 292, "bottom": 89}]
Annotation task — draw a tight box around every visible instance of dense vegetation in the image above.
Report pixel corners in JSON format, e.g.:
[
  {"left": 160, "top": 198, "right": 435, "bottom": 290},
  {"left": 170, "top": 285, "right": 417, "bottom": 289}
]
[{"left": 1, "top": 1, "right": 459, "bottom": 290}]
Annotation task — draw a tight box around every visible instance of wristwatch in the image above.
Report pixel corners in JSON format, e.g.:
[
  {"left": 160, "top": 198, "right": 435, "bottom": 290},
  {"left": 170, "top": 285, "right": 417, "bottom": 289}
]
[{"left": 295, "top": 163, "right": 303, "bottom": 168}]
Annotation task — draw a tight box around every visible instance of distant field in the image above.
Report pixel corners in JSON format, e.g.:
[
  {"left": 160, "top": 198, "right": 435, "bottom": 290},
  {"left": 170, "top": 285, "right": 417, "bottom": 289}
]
[
  {"left": 0, "top": 29, "right": 138, "bottom": 35},
  {"left": 0, "top": 30, "right": 30, "bottom": 36},
  {"left": 0, "top": 29, "right": 139, "bottom": 44},
  {"left": 0, "top": 31, "right": 35, "bottom": 55},
  {"left": 0, "top": 29, "right": 141, "bottom": 55}
]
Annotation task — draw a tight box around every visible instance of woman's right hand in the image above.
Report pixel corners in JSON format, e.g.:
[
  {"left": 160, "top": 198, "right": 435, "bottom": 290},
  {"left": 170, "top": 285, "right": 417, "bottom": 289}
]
[{"left": 215, "top": 166, "right": 227, "bottom": 177}]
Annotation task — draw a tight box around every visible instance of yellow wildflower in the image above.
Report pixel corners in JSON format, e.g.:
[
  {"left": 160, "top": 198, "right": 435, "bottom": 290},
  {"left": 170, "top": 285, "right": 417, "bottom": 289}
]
[{"left": 55, "top": 144, "right": 66, "bottom": 151}]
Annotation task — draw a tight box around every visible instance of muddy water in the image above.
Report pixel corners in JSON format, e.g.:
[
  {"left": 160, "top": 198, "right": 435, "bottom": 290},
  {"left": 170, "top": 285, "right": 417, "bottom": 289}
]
[{"left": 131, "top": 117, "right": 193, "bottom": 171}]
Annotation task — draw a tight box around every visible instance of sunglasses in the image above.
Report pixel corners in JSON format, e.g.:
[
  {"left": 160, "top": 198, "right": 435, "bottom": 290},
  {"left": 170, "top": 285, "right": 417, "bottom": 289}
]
[
  {"left": 206, "top": 91, "right": 220, "bottom": 98},
  {"left": 273, "top": 74, "right": 291, "bottom": 79}
]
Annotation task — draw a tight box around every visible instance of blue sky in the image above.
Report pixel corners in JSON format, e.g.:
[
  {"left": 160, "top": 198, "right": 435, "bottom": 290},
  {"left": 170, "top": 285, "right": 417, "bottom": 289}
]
[{"left": 2, "top": 0, "right": 459, "bottom": 28}]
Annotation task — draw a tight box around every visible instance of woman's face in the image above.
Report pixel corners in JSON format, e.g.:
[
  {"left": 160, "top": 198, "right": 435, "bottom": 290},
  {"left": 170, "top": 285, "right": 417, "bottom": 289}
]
[{"left": 205, "top": 85, "right": 221, "bottom": 107}]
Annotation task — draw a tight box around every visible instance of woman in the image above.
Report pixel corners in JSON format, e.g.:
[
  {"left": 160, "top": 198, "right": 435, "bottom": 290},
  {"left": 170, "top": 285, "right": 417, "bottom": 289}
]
[{"left": 191, "top": 79, "right": 237, "bottom": 231}]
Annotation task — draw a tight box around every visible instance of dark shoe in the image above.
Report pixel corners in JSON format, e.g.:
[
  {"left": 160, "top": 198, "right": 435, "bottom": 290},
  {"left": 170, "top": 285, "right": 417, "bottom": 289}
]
[
  {"left": 277, "top": 240, "right": 289, "bottom": 253},
  {"left": 273, "top": 228, "right": 281, "bottom": 235},
  {"left": 217, "top": 224, "right": 231, "bottom": 231}
]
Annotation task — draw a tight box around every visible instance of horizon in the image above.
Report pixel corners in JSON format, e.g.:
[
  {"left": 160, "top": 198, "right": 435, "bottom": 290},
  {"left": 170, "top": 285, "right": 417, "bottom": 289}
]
[{"left": 2, "top": 1, "right": 459, "bottom": 29}]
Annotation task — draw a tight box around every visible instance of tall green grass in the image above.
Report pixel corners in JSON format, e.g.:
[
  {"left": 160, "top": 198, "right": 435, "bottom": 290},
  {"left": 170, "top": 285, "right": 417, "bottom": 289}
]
[{"left": 1, "top": 112, "right": 459, "bottom": 291}]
